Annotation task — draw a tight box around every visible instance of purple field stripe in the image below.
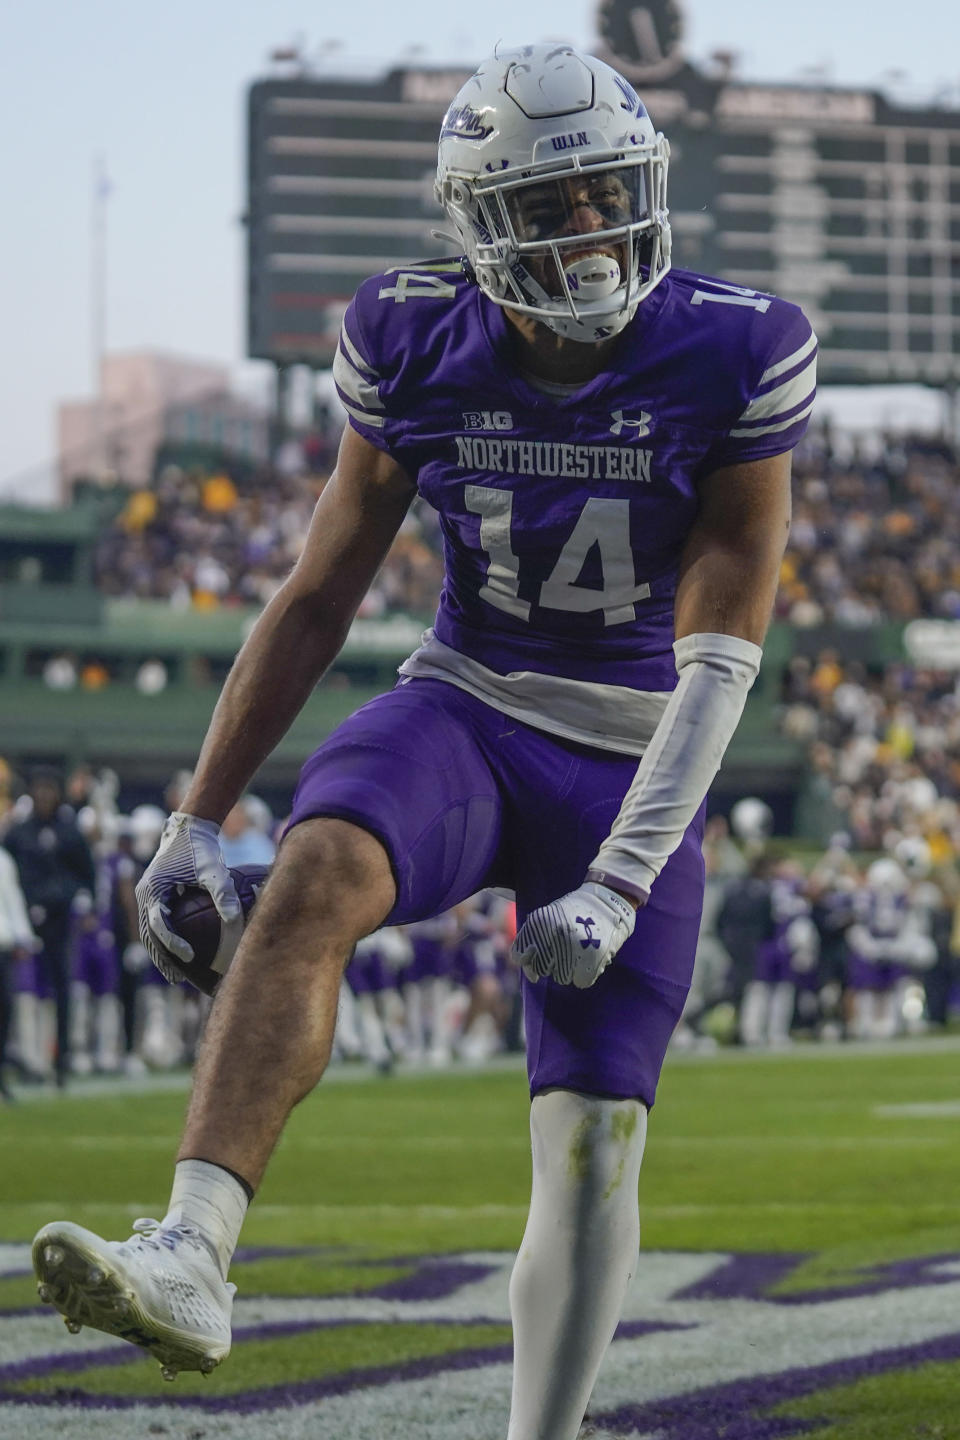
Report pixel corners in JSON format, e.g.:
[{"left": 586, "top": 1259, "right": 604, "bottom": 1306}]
[
  {"left": 359, "top": 1259, "right": 500, "bottom": 1301},
  {"left": 0, "top": 1343, "right": 517, "bottom": 1413},
  {"left": 674, "top": 1252, "right": 810, "bottom": 1301},
  {"left": 674, "top": 1251, "right": 960, "bottom": 1307},
  {"left": 771, "top": 1252, "right": 960, "bottom": 1306},
  {"left": 229, "top": 1249, "right": 499, "bottom": 1303},
  {"left": 232, "top": 1245, "right": 323, "bottom": 1263},
  {"left": 0, "top": 1315, "right": 505, "bottom": 1385},
  {"left": 0, "top": 1320, "right": 690, "bottom": 1412},
  {"left": 593, "top": 1330, "right": 960, "bottom": 1440},
  {"left": 0, "top": 1341, "right": 176, "bottom": 1385},
  {"left": 0, "top": 1314, "right": 527, "bottom": 1386},
  {"left": 1, "top": 1260, "right": 496, "bottom": 1328}
]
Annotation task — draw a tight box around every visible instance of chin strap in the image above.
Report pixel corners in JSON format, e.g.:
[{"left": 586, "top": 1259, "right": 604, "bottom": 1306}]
[{"left": 588, "top": 632, "right": 763, "bottom": 902}]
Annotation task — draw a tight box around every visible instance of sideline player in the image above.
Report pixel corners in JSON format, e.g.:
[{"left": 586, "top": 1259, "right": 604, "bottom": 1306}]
[{"left": 33, "top": 43, "right": 816, "bottom": 1439}]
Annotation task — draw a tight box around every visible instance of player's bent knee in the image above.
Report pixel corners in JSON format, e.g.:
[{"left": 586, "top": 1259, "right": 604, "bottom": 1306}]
[
  {"left": 531, "top": 1090, "right": 648, "bottom": 1198},
  {"left": 249, "top": 817, "right": 396, "bottom": 945}
]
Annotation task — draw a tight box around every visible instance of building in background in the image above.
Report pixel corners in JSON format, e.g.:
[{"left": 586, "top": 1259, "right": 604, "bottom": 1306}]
[{"left": 57, "top": 351, "right": 269, "bottom": 500}]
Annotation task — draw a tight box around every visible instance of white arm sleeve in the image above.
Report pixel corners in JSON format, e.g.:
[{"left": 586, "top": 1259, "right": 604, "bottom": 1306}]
[
  {"left": 0, "top": 849, "right": 37, "bottom": 948},
  {"left": 587, "top": 632, "right": 762, "bottom": 902}
]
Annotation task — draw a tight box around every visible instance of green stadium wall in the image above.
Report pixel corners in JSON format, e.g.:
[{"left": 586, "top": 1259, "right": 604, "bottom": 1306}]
[{"left": 0, "top": 594, "right": 916, "bottom": 795}]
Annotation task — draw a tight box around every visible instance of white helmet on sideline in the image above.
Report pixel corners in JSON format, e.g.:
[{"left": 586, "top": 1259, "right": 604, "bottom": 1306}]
[
  {"left": 894, "top": 835, "right": 932, "bottom": 878},
  {"left": 730, "top": 797, "right": 774, "bottom": 846},
  {"left": 129, "top": 804, "right": 166, "bottom": 863},
  {"left": 435, "top": 43, "right": 671, "bottom": 342},
  {"left": 866, "top": 857, "right": 908, "bottom": 896}
]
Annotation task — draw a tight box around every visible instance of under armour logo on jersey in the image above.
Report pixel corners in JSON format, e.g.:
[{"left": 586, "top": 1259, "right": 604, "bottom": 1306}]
[
  {"left": 610, "top": 409, "right": 652, "bottom": 438},
  {"left": 576, "top": 916, "right": 601, "bottom": 949}
]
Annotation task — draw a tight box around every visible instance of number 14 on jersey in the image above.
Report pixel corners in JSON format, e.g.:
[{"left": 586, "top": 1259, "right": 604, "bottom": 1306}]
[{"left": 465, "top": 484, "right": 650, "bottom": 627}]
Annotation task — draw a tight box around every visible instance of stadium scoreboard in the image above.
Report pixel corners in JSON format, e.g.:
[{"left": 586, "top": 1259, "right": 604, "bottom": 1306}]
[{"left": 247, "top": 0, "right": 960, "bottom": 385}]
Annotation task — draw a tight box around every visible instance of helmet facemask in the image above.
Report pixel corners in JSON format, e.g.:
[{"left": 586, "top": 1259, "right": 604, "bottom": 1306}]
[
  {"left": 440, "top": 147, "right": 670, "bottom": 343},
  {"left": 435, "top": 44, "right": 673, "bottom": 342}
]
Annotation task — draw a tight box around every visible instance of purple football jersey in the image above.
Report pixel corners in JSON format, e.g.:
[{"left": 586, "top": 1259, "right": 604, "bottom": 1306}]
[{"left": 335, "top": 262, "right": 816, "bottom": 747}]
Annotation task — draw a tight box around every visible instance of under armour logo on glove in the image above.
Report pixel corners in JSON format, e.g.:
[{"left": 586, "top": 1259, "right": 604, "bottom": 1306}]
[
  {"left": 577, "top": 916, "right": 601, "bottom": 949},
  {"left": 512, "top": 882, "right": 636, "bottom": 989},
  {"left": 135, "top": 812, "right": 243, "bottom": 986}
]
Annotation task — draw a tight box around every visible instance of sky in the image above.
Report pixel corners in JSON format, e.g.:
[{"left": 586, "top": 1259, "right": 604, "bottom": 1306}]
[{"left": 1, "top": 0, "right": 958, "bottom": 502}]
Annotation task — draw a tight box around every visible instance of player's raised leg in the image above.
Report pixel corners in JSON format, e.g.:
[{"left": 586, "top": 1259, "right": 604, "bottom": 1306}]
[
  {"left": 32, "top": 816, "right": 395, "bottom": 1379},
  {"left": 176, "top": 817, "right": 395, "bottom": 1182}
]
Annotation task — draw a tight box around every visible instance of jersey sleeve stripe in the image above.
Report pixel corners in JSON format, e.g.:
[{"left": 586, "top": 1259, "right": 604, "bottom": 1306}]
[
  {"left": 759, "top": 330, "right": 817, "bottom": 386},
  {"left": 737, "top": 355, "right": 817, "bottom": 423},
  {"left": 728, "top": 400, "right": 815, "bottom": 438},
  {"left": 339, "top": 397, "right": 385, "bottom": 430},
  {"left": 339, "top": 322, "right": 378, "bottom": 379},
  {"left": 333, "top": 344, "right": 385, "bottom": 414}
]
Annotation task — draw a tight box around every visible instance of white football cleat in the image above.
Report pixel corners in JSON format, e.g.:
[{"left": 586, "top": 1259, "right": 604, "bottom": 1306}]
[{"left": 32, "top": 1217, "right": 236, "bottom": 1378}]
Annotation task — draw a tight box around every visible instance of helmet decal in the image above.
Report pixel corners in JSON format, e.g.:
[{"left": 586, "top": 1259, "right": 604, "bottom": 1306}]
[{"left": 440, "top": 104, "right": 495, "bottom": 142}]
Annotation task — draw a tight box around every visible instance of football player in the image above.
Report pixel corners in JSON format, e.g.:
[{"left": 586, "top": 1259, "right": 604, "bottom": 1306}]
[
  {"left": 847, "top": 856, "right": 937, "bottom": 1040},
  {"left": 33, "top": 43, "right": 816, "bottom": 1438}
]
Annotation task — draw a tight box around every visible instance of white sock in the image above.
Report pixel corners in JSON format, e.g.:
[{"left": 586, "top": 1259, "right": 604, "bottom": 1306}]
[
  {"left": 768, "top": 982, "right": 796, "bottom": 1044},
  {"left": 507, "top": 1090, "right": 648, "bottom": 1440},
  {"left": 739, "top": 980, "right": 770, "bottom": 1046},
  {"left": 334, "top": 980, "right": 363, "bottom": 1058},
  {"left": 403, "top": 983, "right": 425, "bottom": 1054},
  {"left": 161, "top": 1159, "right": 249, "bottom": 1279},
  {"left": 356, "top": 992, "right": 390, "bottom": 1065}
]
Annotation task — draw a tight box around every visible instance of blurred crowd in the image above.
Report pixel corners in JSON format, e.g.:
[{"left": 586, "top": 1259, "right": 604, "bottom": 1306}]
[
  {"left": 781, "top": 650, "right": 960, "bottom": 853},
  {"left": 679, "top": 799, "right": 960, "bottom": 1051},
  {"left": 0, "top": 765, "right": 222, "bottom": 1100},
  {"left": 93, "top": 450, "right": 443, "bottom": 620},
  {"left": 0, "top": 762, "right": 521, "bottom": 1101},
  {"left": 2, "top": 758, "right": 959, "bottom": 1105},
  {"left": 778, "top": 428, "right": 960, "bottom": 625}
]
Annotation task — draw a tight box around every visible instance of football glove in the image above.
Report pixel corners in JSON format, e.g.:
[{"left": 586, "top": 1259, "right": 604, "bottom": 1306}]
[
  {"left": 135, "top": 812, "right": 243, "bottom": 986},
  {"left": 511, "top": 881, "right": 636, "bottom": 989}
]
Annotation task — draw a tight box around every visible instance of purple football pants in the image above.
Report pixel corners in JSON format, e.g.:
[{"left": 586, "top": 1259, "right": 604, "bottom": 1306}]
[
  {"left": 288, "top": 679, "right": 705, "bottom": 1107},
  {"left": 72, "top": 927, "right": 120, "bottom": 997}
]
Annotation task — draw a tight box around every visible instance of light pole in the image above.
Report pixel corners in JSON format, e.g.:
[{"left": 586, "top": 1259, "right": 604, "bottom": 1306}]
[{"left": 91, "top": 154, "right": 110, "bottom": 476}]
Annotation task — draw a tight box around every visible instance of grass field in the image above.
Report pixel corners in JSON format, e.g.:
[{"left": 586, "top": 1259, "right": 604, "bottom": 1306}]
[{"left": 2, "top": 1039, "right": 960, "bottom": 1438}]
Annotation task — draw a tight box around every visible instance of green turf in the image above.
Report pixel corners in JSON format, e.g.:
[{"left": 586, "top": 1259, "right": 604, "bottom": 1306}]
[
  {"left": 3, "top": 1041, "right": 960, "bottom": 1435},
  {"left": 5, "top": 1045, "right": 960, "bottom": 1257},
  {"left": 773, "top": 1359, "right": 960, "bottom": 1438}
]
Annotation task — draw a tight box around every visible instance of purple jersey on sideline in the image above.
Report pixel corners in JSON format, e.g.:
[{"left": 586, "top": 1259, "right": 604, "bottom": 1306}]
[
  {"left": 335, "top": 261, "right": 815, "bottom": 751},
  {"left": 847, "top": 889, "right": 910, "bottom": 992},
  {"left": 754, "top": 876, "right": 817, "bottom": 988},
  {"left": 100, "top": 850, "right": 142, "bottom": 954}
]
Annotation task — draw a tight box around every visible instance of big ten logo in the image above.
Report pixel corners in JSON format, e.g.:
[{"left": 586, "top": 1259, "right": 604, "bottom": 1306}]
[{"left": 462, "top": 410, "right": 514, "bottom": 432}]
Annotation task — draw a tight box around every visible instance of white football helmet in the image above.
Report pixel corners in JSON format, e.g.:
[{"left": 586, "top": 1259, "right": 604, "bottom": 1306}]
[
  {"left": 129, "top": 804, "right": 167, "bottom": 864},
  {"left": 730, "top": 797, "right": 774, "bottom": 846},
  {"left": 866, "top": 858, "right": 908, "bottom": 896},
  {"left": 435, "top": 44, "right": 671, "bottom": 342},
  {"left": 894, "top": 835, "right": 932, "bottom": 878}
]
